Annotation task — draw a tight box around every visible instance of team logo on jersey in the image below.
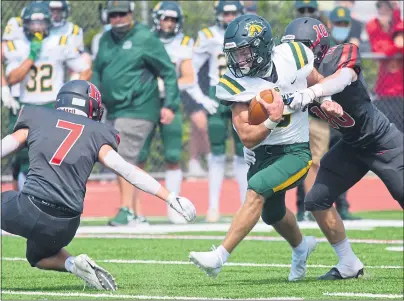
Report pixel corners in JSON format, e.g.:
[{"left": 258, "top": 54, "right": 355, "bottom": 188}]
[
  {"left": 122, "top": 40, "right": 132, "bottom": 49},
  {"left": 245, "top": 21, "right": 265, "bottom": 38}
]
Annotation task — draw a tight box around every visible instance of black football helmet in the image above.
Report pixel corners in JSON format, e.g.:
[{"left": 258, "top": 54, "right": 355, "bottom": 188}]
[
  {"left": 215, "top": 0, "right": 245, "bottom": 30},
  {"left": 55, "top": 80, "right": 104, "bottom": 121},
  {"left": 223, "top": 14, "right": 274, "bottom": 78},
  {"left": 281, "top": 17, "right": 330, "bottom": 68}
]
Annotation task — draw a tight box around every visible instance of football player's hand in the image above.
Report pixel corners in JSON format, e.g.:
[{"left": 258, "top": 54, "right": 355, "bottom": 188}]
[
  {"left": 160, "top": 107, "right": 175, "bottom": 124},
  {"left": 243, "top": 146, "right": 256, "bottom": 166},
  {"left": 257, "top": 88, "right": 284, "bottom": 123},
  {"left": 198, "top": 96, "right": 219, "bottom": 115},
  {"left": 1, "top": 86, "right": 20, "bottom": 115},
  {"left": 167, "top": 193, "right": 196, "bottom": 222},
  {"left": 320, "top": 100, "right": 344, "bottom": 117},
  {"left": 28, "top": 33, "right": 43, "bottom": 61},
  {"left": 289, "top": 88, "right": 316, "bottom": 111}
]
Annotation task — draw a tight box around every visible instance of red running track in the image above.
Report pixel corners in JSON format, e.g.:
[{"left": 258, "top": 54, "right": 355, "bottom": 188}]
[{"left": 2, "top": 177, "right": 400, "bottom": 217}]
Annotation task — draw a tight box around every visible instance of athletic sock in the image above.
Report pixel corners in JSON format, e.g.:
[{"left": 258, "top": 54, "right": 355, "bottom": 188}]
[
  {"left": 165, "top": 169, "right": 183, "bottom": 195},
  {"left": 233, "top": 156, "right": 249, "bottom": 204},
  {"left": 64, "top": 256, "right": 76, "bottom": 272},
  {"left": 293, "top": 236, "right": 308, "bottom": 256},
  {"left": 208, "top": 154, "right": 226, "bottom": 210}
]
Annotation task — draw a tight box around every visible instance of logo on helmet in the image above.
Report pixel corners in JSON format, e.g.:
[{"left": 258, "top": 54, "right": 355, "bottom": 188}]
[{"left": 245, "top": 21, "right": 265, "bottom": 38}]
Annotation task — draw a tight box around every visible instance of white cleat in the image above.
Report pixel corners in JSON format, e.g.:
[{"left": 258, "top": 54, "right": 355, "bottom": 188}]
[
  {"left": 71, "top": 254, "right": 117, "bottom": 290},
  {"left": 189, "top": 246, "right": 223, "bottom": 278},
  {"left": 288, "top": 236, "right": 318, "bottom": 281}
]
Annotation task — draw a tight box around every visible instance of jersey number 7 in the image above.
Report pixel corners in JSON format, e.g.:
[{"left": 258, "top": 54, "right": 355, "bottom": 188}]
[{"left": 50, "top": 120, "right": 85, "bottom": 165}]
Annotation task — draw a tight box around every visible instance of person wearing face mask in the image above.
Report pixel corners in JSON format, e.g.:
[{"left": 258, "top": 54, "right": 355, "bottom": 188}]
[
  {"left": 366, "top": 0, "right": 403, "bottom": 134},
  {"left": 92, "top": 0, "right": 181, "bottom": 227},
  {"left": 328, "top": 6, "right": 361, "bottom": 47}
]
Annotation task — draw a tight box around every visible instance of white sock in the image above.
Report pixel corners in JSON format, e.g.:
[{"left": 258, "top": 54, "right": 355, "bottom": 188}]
[
  {"left": 64, "top": 256, "right": 75, "bottom": 272},
  {"left": 332, "top": 238, "right": 357, "bottom": 264},
  {"left": 208, "top": 154, "right": 226, "bottom": 210},
  {"left": 216, "top": 245, "right": 230, "bottom": 264},
  {"left": 165, "top": 169, "right": 183, "bottom": 195},
  {"left": 293, "top": 236, "right": 307, "bottom": 256},
  {"left": 233, "top": 156, "right": 249, "bottom": 204}
]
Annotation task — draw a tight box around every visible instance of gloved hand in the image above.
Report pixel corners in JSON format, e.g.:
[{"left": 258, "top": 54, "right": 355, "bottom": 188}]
[
  {"left": 166, "top": 193, "right": 196, "bottom": 222},
  {"left": 197, "top": 96, "right": 219, "bottom": 115},
  {"left": 243, "top": 146, "right": 256, "bottom": 166},
  {"left": 1, "top": 86, "right": 20, "bottom": 115},
  {"left": 289, "top": 88, "right": 317, "bottom": 111},
  {"left": 28, "top": 33, "right": 44, "bottom": 61}
]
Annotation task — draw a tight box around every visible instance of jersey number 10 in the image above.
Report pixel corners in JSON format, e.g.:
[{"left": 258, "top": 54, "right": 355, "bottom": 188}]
[{"left": 50, "top": 120, "right": 84, "bottom": 166}]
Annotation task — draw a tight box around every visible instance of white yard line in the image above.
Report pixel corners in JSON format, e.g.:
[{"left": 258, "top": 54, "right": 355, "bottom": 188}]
[
  {"left": 323, "top": 292, "right": 404, "bottom": 299},
  {"left": 2, "top": 290, "right": 303, "bottom": 300},
  {"left": 3, "top": 257, "right": 402, "bottom": 269},
  {"left": 385, "top": 246, "right": 404, "bottom": 252}
]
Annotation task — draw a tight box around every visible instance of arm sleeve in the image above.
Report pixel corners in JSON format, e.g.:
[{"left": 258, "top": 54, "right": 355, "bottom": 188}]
[{"left": 143, "top": 34, "right": 180, "bottom": 112}]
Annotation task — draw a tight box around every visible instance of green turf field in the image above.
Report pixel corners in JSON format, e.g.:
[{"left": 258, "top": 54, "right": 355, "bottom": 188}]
[{"left": 2, "top": 211, "right": 403, "bottom": 300}]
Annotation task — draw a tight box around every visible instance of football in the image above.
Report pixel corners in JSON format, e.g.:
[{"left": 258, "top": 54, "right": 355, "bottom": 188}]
[{"left": 248, "top": 89, "right": 274, "bottom": 125}]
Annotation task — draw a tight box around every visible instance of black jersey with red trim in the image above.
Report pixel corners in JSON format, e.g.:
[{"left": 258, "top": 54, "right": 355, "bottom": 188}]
[
  {"left": 311, "top": 43, "right": 391, "bottom": 148},
  {"left": 14, "top": 106, "right": 120, "bottom": 213}
]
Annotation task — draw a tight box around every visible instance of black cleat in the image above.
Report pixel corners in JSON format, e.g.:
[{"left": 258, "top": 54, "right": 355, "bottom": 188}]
[{"left": 318, "top": 267, "right": 364, "bottom": 280}]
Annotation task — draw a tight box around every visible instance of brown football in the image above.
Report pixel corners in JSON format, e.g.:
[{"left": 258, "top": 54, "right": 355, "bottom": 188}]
[{"left": 248, "top": 90, "right": 274, "bottom": 125}]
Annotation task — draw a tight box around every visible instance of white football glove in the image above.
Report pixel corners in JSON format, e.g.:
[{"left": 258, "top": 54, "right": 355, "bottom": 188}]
[
  {"left": 197, "top": 96, "right": 219, "bottom": 115},
  {"left": 289, "top": 88, "right": 317, "bottom": 111},
  {"left": 167, "top": 193, "right": 196, "bottom": 222},
  {"left": 243, "top": 146, "right": 256, "bottom": 166},
  {"left": 1, "top": 86, "right": 20, "bottom": 115}
]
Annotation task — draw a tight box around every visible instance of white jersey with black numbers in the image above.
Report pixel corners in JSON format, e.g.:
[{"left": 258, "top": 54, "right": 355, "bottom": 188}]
[
  {"left": 4, "top": 34, "right": 88, "bottom": 105},
  {"left": 216, "top": 42, "right": 314, "bottom": 148},
  {"left": 193, "top": 25, "right": 226, "bottom": 87}
]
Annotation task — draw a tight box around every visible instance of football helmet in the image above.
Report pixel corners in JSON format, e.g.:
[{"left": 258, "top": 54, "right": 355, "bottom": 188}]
[
  {"left": 215, "top": 0, "right": 245, "bottom": 30},
  {"left": 22, "top": 2, "right": 52, "bottom": 41},
  {"left": 223, "top": 14, "right": 274, "bottom": 78},
  {"left": 152, "top": 1, "right": 183, "bottom": 40},
  {"left": 47, "top": 0, "right": 71, "bottom": 28},
  {"left": 55, "top": 80, "right": 104, "bottom": 121},
  {"left": 281, "top": 17, "right": 330, "bottom": 68}
]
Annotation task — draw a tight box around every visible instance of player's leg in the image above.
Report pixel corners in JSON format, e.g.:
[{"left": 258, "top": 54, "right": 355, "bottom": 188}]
[
  {"left": 232, "top": 128, "right": 249, "bottom": 204},
  {"left": 304, "top": 140, "right": 368, "bottom": 279},
  {"left": 162, "top": 112, "right": 186, "bottom": 223},
  {"left": 363, "top": 126, "right": 404, "bottom": 209},
  {"left": 189, "top": 143, "right": 314, "bottom": 279},
  {"left": 206, "top": 102, "right": 229, "bottom": 222},
  {"left": 111, "top": 118, "right": 155, "bottom": 226}
]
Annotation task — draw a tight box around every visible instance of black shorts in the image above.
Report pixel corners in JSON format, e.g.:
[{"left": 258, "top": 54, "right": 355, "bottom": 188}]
[
  {"left": 305, "top": 124, "right": 404, "bottom": 210},
  {"left": 1, "top": 192, "right": 80, "bottom": 266},
  {"left": 181, "top": 91, "right": 205, "bottom": 115}
]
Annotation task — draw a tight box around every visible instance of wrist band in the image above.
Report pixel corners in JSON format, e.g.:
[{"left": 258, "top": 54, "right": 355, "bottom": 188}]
[{"left": 263, "top": 118, "right": 279, "bottom": 130}]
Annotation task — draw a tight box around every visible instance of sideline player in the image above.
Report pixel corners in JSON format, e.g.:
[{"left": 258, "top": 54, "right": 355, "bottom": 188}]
[
  {"left": 188, "top": 14, "right": 343, "bottom": 281},
  {"left": 1, "top": 80, "right": 196, "bottom": 290},
  {"left": 188, "top": 0, "right": 248, "bottom": 222},
  {"left": 281, "top": 17, "right": 403, "bottom": 280}
]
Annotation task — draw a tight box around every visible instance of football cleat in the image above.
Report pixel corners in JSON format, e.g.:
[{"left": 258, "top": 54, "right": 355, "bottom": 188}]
[
  {"left": 189, "top": 246, "right": 223, "bottom": 278},
  {"left": 288, "top": 236, "right": 318, "bottom": 281},
  {"left": 318, "top": 267, "right": 364, "bottom": 280},
  {"left": 71, "top": 254, "right": 117, "bottom": 290}
]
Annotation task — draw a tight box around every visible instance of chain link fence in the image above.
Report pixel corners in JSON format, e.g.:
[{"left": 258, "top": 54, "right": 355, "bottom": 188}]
[{"left": 1, "top": 1, "right": 395, "bottom": 180}]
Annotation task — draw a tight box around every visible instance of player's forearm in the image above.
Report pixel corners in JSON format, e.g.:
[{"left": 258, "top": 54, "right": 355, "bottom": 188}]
[
  {"left": 236, "top": 123, "right": 270, "bottom": 149},
  {"left": 178, "top": 75, "right": 195, "bottom": 91},
  {"left": 7, "top": 59, "right": 34, "bottom": 85},
  {"left": 308, "top": 68, "right": 356, "bottom": 99},
  {"left": 1, "top": 130, "right": 28, "bottom": 158}
]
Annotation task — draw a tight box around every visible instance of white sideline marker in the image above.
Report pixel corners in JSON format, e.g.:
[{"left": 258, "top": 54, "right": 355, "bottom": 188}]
[
  {"left": 323, "top": 292, "right": 404, "bottom": 299},
  {"left": 2, "top": 257, "right": 402, "bottom": 269},
  {"left": 385, "top": 246, "right": 404, "bottom": 252},
  {"left": 2, "top": 290, "right": 303, "bottom": 300}
]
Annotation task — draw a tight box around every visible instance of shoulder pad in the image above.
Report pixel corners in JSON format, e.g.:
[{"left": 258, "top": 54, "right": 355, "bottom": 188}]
[
  {"left": 15, "top": 17, "right": 22, "bottom": 27},
  {"left": 282, "top": 42, "right": 312, "bottom": 71},
  {"left": 216, "top": 72, "right": 260, "bottom": 104},
  {"left": 201, "top": 28, "right": 214, "bottom": 39}
]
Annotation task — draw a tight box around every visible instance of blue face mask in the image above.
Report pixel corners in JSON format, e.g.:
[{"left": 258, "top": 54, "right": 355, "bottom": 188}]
[
  {"left": 104, "top": 24, "right": 112, "bottom": 31},
  {"left": 331, "top": 26, "right": 351, "bottom": 42}
]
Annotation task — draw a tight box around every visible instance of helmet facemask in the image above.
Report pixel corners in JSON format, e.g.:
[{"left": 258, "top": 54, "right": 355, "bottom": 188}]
[
  {"left": 157, "top": 13, "right": 180, "bottom": 40},
  {"left": 49, "top": 1, "right": 68, "bottom": 28}
]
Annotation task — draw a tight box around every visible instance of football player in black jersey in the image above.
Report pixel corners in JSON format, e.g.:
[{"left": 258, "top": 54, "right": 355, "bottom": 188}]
[{"left": 281, "top": 17, "right": 403, "bottom": 280}]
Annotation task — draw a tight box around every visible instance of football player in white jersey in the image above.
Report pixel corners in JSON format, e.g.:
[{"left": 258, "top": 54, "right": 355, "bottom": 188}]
[
  {"left": 189, "top": 14, "right": 342, "bottom": 281},
  {"left": 131, "top": 1, "right": 199, "bottom": 224},
  {"left": 3, "top": 2, "right": 91, "bottom": 190},
  {"left": 188, "top": 0, "right": 248, "bottom": 223},
  {"left": 47, "top": 0, "right": 92, "bottom": 80}
]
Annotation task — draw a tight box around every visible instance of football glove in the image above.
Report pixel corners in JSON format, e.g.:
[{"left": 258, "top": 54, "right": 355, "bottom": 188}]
[
  {"left": 197, "top": 96, "right": 219, "bottom": 115},
  {"left": 288, "top": 88, "right": 317, "bottom": 112},
  {"left": 1, "top": 86, "right": 20, "bottom": 115},
  {"left": 167, "top": 193, "right": 196, "bottom": 222},
  {"left": 243, "top": 146, "right": 256, "bottom": 166},
  {"left": 28, "top": 33, "right": 43, "bottom": 61}
]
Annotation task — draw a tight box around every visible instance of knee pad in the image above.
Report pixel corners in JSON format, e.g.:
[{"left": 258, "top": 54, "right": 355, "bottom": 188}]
[
  {"left": 304, "top": 186, "right": 334, "bottom": 212},
  {"left": 208, "top": 117, "right": 227, "bottom": 155},
  {"left": 261, "top": 204, "right": 286, "bottom": 225},
  {"left": 164, "top": 149, "right": 181, "bottom": 164}
]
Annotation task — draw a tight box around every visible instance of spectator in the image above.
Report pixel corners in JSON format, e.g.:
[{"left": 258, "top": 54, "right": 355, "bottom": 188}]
[
  {"left": 295, "top": 0, "right": 321, "bottom": 19},
  {"left": 92, "top": 0, "right": 180, "bottom": 226},
  {"left": 329, "top": 5, "right": 362, "bottom": 46},
  {"left": 367, "top": 0, "right": 403, "bottom": 133}
]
